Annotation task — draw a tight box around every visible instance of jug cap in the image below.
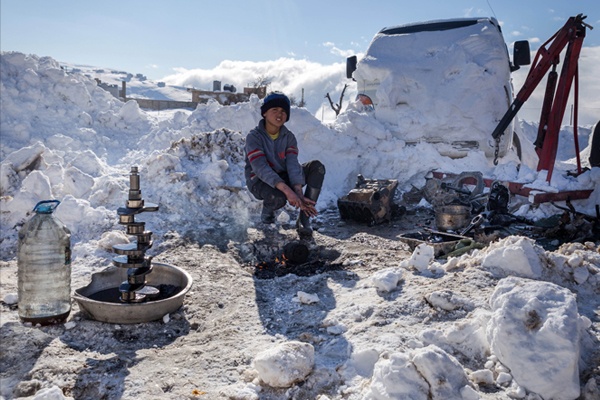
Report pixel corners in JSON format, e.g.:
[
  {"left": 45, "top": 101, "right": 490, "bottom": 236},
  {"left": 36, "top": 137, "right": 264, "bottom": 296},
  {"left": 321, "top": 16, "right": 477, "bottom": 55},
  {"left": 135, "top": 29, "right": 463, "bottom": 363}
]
[{"left": 34, "top": 200, "right": 60, "bottom": 214}]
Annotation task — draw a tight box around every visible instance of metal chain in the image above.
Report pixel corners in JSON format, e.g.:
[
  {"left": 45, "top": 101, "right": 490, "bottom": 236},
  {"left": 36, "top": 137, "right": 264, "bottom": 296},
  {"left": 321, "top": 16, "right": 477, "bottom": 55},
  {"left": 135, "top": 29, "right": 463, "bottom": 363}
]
[{"left": 493, "top": 137, "right": 500, "bottom": 165}]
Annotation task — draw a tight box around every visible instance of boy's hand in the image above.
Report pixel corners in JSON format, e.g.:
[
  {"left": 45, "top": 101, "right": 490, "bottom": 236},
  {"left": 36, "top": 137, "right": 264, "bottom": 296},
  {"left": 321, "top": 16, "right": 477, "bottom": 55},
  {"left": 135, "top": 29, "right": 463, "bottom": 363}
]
[
  {"left": 277, "top": 183, "right": 318, "bottom": 216},
  {"left": 299, "top": 197, "right": 317, "bottom": 217}
]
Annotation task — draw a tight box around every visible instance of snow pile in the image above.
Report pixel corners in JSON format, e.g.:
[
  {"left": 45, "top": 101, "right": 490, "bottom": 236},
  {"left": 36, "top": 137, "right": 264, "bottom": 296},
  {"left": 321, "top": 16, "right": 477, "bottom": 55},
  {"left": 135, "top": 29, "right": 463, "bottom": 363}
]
[
  {"left": 401, "top": 242, "right": 435, "bottom": 273},
  {"left": 475, "top": 236, "right": 600, "bottom": 288},
  {"left": 0, "top": 53, "right": 150, "bottom": 161},
  {"left": 253, "top": 341, "right": 315, "bottom": 388},
  {"left": 482, "top": 236, "right": 545, "bottom": 278},
  {"left": 351, "top": 235, "right": 598, "bottom": 399},
  {"left": 371, "top": 268, "right": 404, "bottom": 292},
  {"left": 347, "top": 238, "right": 599, "bottom": 400},
  {"left": 487, "top": 276, "right": 583, "bottom": 400},
  {"left": 425, "top": 290, "right": 472, "bottom": 311},
  {"left": 367, "top": 345, "right": 475, "bottom": 400}
]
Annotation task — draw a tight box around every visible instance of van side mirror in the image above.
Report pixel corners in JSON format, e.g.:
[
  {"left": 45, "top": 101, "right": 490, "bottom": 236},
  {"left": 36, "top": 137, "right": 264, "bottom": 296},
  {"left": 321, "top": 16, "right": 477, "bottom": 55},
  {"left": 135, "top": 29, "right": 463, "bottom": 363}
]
[
  {"left": 346, "top": 56, "right": 357, "bottom": 80},
  {"left": 513, "top": 40, "right": 531, "bottom": 67}
]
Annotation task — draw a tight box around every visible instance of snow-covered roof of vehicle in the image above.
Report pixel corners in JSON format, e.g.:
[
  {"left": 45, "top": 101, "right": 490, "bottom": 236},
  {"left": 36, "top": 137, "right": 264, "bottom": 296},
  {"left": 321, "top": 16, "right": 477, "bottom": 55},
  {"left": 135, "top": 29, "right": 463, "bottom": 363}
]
[
  {"left": 353, "top": 16, "right": 512, "bottom": 156},
  {"left": 378, "top": 17, "right": 501, "bottom": 35}
]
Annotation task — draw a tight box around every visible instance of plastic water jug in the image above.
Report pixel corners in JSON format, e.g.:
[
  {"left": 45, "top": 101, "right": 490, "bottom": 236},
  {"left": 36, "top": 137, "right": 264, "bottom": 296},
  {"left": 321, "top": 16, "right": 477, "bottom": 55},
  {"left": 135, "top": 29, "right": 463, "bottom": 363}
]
[{"left": 17, "top": 200, "right": 72, "bottom": 325}]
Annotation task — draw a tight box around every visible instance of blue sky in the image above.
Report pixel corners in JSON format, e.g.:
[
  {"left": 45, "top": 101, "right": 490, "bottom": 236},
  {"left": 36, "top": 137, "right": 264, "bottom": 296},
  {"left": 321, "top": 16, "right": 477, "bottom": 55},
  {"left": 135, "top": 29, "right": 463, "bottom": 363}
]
[{"left": 1, "top": 0, "right": 598, "bottom": 80}]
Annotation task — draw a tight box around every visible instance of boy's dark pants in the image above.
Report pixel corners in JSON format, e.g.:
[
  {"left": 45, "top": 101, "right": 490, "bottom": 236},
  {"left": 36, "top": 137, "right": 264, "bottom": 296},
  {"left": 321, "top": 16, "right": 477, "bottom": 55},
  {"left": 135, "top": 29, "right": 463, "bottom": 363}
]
[{"left": 249, "top": 160, "right": 325, "bottom": 211}]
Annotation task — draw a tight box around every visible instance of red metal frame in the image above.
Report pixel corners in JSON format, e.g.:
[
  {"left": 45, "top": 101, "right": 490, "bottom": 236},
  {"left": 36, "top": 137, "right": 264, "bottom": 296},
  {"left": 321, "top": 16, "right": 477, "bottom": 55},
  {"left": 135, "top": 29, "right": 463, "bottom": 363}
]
[
  {"left": 491, "top": 14, "right": 591, "bottom": 182},
  {"left": 431, "top": 171, "right": 593, "bottom": 205},
  {"left": 531, "top": 15, "right": 587, "bottom": 180}
]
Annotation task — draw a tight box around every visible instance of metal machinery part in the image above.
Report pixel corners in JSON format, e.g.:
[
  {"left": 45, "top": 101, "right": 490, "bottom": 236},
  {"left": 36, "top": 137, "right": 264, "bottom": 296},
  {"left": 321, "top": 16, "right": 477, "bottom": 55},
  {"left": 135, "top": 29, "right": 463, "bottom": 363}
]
[
  {"left": 74, "top": 262, "right": 193, "bottom": 324},
  {"left": 338, "top": 175, "right": 399, "bottom": 225},
  {"left": 112, "top": 166, "right": 160, "bottom": 302},
  {"left": 487, "top": 181, "right": 510, "bottom": 213},
  {"left": 435, "top": 204, "right": 471, "bottom": 231},
  {"left": 423, "top": 171, "right": 485, "bottom": 208}
]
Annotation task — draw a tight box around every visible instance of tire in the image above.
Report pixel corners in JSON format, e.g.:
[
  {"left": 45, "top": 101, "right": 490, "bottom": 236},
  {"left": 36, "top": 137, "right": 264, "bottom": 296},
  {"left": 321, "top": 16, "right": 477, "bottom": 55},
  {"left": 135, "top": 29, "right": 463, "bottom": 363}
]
[{"left": 590, "top": 121, "right": 600, "bottom": 167}]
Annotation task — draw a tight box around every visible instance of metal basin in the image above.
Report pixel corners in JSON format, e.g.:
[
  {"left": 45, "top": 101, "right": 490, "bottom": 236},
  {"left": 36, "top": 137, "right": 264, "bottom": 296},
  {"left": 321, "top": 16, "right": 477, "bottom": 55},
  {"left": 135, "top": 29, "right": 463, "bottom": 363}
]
[
  {"left": 399, "top": 230, "right": 469, "bottom": 257},
  {"left": 435, "top": 205, "right": 470, "bottom": 231},
  {"left": 74, "top": 263, "right": 193, "bottom": 324}
]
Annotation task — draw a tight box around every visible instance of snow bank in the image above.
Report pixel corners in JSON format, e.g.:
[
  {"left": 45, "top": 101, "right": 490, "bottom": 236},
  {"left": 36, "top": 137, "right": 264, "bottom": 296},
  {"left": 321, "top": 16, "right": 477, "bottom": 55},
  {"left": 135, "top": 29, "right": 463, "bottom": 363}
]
[{"left": 487, "top": 276, "right": 583, "bottom": 400}]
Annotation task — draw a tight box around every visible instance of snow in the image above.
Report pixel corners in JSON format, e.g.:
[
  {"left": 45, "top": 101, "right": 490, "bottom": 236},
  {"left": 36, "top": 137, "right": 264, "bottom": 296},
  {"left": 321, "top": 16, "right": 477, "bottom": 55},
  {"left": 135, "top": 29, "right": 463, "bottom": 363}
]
[
  {"left": 371, "top": 268, "right": 404, "bottom": 292},
  {"left": 352, "top": 18, "right": 515, "bottom": 158},
  {"left": 481, "top": 236, "right": 544, "bottom": 279},
  {"left": 253, "top": 341, "right": 315, "bottom": 388},
  {"left": 294, "top": 291, "right": 321, "bottom": 305},
  {"left": 0, "top": 49, "right": 599, "bottom": 400},
  {"left": 487, "top": 277, "right": 582, "bottom": 400}
]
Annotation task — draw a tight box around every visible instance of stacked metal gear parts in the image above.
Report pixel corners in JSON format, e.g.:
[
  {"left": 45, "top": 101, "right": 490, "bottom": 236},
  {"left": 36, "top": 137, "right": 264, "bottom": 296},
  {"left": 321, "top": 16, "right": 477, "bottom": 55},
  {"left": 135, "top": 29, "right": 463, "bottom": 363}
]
[{"left": 112, "top": 166, "right": 160, "bottom": 302}]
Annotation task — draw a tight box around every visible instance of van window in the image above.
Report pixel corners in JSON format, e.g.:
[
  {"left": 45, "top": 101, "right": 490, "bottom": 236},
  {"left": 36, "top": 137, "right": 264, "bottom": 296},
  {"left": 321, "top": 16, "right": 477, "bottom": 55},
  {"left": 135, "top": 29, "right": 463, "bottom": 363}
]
[{"left": 380, "top": 19, "right": 479, "bottom": 35}]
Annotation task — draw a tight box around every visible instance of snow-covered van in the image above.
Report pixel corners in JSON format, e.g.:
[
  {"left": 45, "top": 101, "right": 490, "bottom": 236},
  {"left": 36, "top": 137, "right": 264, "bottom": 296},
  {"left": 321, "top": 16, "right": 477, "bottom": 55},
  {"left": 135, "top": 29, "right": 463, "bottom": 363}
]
[{"left": 347, "top": 17, "right": 530, "bottom": 159}]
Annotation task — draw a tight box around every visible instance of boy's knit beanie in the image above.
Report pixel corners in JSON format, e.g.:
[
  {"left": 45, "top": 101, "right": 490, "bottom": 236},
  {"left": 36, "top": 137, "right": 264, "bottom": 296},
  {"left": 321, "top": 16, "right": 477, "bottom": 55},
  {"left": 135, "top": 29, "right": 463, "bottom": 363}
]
[{"left": 261, "top": 91, "right": 291, "bottom": 121}]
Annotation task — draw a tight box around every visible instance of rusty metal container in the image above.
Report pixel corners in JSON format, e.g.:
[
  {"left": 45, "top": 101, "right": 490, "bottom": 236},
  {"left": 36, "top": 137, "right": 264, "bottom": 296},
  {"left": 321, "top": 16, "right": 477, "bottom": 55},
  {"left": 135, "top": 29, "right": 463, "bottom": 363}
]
[
  {"left": 435, "top": 205, "right": 470, "bottom": 231},
  {"left": 338, "top": 175, "right": 399, "bottom": 225},
  {"left": 399, "top": 230, "right": 470, "bottom": 257}
]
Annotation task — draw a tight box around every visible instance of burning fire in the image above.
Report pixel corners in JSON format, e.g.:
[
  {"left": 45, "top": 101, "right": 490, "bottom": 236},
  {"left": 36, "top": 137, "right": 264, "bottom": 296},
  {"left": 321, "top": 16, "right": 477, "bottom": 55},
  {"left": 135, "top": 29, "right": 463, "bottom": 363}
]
[{"left": 256, "top": 252, "right": 289, "bottom": 269}]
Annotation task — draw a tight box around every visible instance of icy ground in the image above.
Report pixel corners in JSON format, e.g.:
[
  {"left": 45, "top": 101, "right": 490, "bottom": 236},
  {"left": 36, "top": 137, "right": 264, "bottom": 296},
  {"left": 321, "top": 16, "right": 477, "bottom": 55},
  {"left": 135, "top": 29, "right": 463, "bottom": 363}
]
[
  {"left": 0, "top": 52, "right": 599, "bottom": 400},
  {"left": 1, "top": 215, "right": 599, "bottom": 400}
]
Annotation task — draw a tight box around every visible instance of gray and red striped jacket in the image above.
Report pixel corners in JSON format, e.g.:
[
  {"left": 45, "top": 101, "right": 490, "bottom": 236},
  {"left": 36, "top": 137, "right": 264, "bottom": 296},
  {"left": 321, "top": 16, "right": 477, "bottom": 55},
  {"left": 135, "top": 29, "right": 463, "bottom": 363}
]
[{"left": 244, "top": 119, "right": 305, "bottom": 190}]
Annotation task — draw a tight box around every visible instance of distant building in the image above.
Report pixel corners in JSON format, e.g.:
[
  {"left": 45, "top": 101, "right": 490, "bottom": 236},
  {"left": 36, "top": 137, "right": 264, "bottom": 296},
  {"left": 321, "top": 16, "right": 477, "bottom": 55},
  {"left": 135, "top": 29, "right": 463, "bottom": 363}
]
[
  {"left": 95, "top": 77, "right": 266, "bottom": 109},
  {"left": 188, "top": 80, "right": 267, "bottom": 105},
  {"left": 187, "top": 88, "right": 248, "bottom": 105},
  {"left": 94, "top": 78, "right": 120, "bottom": 98},
  {"left": 244, "top": 86, "right": 267, "bottom": 98}
]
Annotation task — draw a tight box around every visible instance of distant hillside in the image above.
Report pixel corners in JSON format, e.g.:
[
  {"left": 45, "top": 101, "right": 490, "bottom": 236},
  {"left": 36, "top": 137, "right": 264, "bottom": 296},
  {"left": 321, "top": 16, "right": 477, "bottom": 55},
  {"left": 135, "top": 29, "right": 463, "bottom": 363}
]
[{"left": 62, "top": 62, "right": 193, "bottom": 102}]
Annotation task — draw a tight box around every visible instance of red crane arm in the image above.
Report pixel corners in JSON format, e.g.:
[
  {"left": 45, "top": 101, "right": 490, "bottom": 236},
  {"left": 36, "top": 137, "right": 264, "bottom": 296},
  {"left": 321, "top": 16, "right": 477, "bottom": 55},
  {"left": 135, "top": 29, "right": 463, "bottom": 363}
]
[{"left": 491, "top": 14, "right": 592, "bottom": 182}]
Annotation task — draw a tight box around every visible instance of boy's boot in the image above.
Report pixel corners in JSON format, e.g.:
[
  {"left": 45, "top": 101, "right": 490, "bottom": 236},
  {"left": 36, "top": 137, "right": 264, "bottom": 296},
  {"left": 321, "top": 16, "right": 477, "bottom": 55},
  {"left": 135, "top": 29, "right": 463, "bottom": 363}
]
[
  {"left": 261, "top": 204, "right": 276, "bottom": 224},
  {"left": 296, "top": 186, "right": 321, "bottom": 236}
]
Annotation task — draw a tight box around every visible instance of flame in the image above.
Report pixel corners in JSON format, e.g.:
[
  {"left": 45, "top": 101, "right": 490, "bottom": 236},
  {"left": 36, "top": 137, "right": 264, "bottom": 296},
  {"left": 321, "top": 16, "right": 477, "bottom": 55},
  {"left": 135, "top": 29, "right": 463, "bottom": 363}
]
[
  {"left": 273, "top": 254, "right": 288, "bottom": 267},
  {"left": 256, "top": 261, "right": 267, "bottom": 270},
  {"left": 255, "top": 252, "right": 289, "bottom": 270}
]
